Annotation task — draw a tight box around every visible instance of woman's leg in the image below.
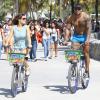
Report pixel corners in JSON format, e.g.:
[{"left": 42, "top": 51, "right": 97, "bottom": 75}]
[
  {"left": 54, "top": 42, "right": 58, "bottom": 57},
  {"left": 0, "top": 42, "right": 2, "bottom": 59},
  {"left": 47, "top": 39, "right": 50, "bottom": 57},
  {"left": 43, "top": 39, "right": 47, "bottom": 58},
  {"left": 29, "top": 47, "right": 33, "bottom": 59},
  {"left": 50, "top": 43, "right": 54, "bottom": 58},
  {"left": 23, "top": 59, "right": 30, "bottom": 76},
  {"left": 33, "top": 41, "right": 37, "bottom": 59}
]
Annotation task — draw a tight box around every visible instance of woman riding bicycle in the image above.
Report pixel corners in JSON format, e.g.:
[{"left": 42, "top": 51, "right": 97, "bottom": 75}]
[{"left": 6, "top": 13, "right": 31, "bottom": 76}]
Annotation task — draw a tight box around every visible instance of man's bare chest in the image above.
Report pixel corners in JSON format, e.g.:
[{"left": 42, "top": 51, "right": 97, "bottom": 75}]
[{"left": 72, "top": 17, "right": 86, "bottom": 27}]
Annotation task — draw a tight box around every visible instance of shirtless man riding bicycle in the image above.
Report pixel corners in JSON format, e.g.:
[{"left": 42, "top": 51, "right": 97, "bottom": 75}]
[{"left": 64, "top": 4, "right": 91, "bottom": 77}]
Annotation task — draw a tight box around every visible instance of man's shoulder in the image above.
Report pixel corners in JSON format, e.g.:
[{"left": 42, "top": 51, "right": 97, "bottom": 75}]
[{"left": 82, "top": 12, "right": 90, "bottom": 19}]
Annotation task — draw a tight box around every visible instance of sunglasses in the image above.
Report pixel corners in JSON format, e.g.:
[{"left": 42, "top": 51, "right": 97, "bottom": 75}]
[
  {"left": 22, "top": 18, "right": 26, "bottom": 20},
  {"left": 75, "top": 7, "right": 82, "bottom": 10}
]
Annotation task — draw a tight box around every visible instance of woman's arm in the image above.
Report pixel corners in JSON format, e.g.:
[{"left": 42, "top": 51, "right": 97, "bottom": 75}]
[
  {"left": 1, "top": 29, "right": 5, "bottom": 46},
  {"left": 6, "top": 26, "right": 14, "bottom": 46},
  {"left": 1, "top": 29, "right": 5, "bottom": 40}
]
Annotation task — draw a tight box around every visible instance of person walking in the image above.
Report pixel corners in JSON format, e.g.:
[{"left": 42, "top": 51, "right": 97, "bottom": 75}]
[
  {"left": 30, "top": 23, "right": 38, "bottom": 62},
  {"left": 49, "top": 21, "right": 58, "bottom": 59},
  {"left": 42, "top": 21, "right": 51, "bottom": 61},
  {"left": 0, "top": 24, "right": 4, "bottom": 59}
]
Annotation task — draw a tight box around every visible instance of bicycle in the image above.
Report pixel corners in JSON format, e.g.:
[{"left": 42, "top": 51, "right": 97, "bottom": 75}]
[
  {"left": 8, "top": 48, "right": 29, "bottom": 97},
  {"left": 65, "top": 43, "right": 90, "bottom": 93}
]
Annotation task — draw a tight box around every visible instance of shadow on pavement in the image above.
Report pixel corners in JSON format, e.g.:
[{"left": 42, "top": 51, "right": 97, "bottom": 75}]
[
  {"left": 0, "top": 58, "right": 7, "bottom": 61},
  {"left": 0, "top": 88, "right": 13, "bottom": 98},
  {"left": 44, "top": 85, "right": 85, "bottom": 94},
  {"left": 44, "top": 85, "right": 70, "bottom": 94}
]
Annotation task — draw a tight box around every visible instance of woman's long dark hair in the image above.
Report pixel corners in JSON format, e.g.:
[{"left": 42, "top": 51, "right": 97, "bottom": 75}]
[{"left": 12, "top": 13, "right": 26, "bottom": 25}]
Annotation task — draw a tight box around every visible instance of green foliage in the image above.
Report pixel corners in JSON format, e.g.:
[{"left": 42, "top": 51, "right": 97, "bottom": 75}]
[
  {"left": 0, "top": 0, "right": 13, "bottom": 19},
  {"left": 0, "top": 0, "right": 99, "bottom": 20},
  {"left": 30, "top": 0, "right": 49, "bottom": 11}
]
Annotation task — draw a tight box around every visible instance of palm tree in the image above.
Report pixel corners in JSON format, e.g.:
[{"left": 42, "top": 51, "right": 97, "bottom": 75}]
[
  {"left": 0, "top": 0, "right": 13, "bottom": 19},
  {"left": 18, "top": 0, "right": 29, "bottom": 13}
]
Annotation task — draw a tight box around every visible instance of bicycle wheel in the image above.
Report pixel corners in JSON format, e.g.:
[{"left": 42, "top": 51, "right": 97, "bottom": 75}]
[
  {"left": 22, "top": 67, "right": 28, "bottom": 92},
  {"left": 11, "top": 67, "right": 18, "bottom": 97},
  {"left": 81, "top": 64, "right": 89, "bottom": 89},
  {"left": 68, "top": 63, "right": 78, "bottom": 93}
]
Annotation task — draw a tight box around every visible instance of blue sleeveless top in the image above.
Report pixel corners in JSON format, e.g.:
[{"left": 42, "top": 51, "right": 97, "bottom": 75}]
[{"left": 13, "top": 25, "right": 28, "bottom": 49}]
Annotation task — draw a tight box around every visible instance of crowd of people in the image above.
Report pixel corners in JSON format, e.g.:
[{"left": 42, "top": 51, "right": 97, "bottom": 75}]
[{"left": 0, "top": 14, "right": 67, "bottom": 62}]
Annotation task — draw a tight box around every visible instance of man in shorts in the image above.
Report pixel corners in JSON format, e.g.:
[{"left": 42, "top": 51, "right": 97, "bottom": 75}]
[{"left": 65, "top": 4, "right": 91, "bottom": 77}]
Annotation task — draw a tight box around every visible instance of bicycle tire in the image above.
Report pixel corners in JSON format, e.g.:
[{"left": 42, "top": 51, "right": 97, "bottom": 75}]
[
  {"left": 21, "top": 66, "right": 28, "bottom": 92},
  {"left": 11, "top": 67, "right": 18, "bottom": 97},
  {"left": 68, "top": 63, "right": 78, "bottom": 93},
  {"left": 81, "top": 64, "right": 89, "bottom": 89}
]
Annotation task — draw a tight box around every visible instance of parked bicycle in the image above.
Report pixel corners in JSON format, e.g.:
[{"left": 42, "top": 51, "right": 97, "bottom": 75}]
[
  {"left": 65, "top": 43, "right": 89, "bottom": 93},
  {"left": 8, "top": 48, "right": 29, "bottom": 97}
]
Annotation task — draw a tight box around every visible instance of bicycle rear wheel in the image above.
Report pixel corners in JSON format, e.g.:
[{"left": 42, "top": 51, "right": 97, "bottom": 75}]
[
  {"left": 11, "top": 67, "right": 18, "bottom": 97},
  {"left": 81, "top": 65, "right": 89, "bottom": 89},
  {"left": 68, "top": 63, "right": 78, "bottom": 93}
]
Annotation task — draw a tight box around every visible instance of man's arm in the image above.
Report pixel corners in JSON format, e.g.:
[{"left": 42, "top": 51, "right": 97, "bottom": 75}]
[
  {"left": 64, "top": 16, "right": 72, "bottom": 42},
  {"left": 85, "top": 14, "right": 91, "bottom": 43}
]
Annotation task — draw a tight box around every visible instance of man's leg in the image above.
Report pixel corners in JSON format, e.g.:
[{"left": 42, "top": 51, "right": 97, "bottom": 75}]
[{"left": 83, "top": 44, "right": 90, "bottom": 73}]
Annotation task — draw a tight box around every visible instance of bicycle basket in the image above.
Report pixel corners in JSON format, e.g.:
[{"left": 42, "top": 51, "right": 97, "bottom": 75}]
[
  {"left": 65, "top": 49, "right": 83, "bottom": 61},
  {"left": 8, "top": 53, "right": 26, "bottom": 63}
]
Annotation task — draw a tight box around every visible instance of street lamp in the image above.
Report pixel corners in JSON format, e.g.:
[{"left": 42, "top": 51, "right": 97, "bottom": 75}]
[
  {"left": 49, "top": 0, "right": 55, "bottom": 23},
  {"left": 95, "top": 0, "right": 98, "bottom": 23}
]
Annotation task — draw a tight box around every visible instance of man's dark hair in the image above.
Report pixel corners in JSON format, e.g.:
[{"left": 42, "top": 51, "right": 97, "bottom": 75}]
[{"left": 74, "top": 3, "right": 82, "bottom": 10}]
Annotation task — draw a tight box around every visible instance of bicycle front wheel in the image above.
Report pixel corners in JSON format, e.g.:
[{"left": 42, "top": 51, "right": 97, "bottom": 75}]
[
  {"left": 21, "top": 67, "right": 28, "bottom": 92},
  {"left": 68, "top": 63, "right": 78, "bottom": 93},
  {"left": 11, "top": 67, "right": 18, "bottom": 97}
]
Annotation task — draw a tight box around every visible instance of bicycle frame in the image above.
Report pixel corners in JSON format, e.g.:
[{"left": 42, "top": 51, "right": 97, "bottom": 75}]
[
  {"left": 65, "top": 43, "right": 89, "bottom": 93},
  {"left": 8, "top": 48, "right": 28, "bottom": 97}
]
